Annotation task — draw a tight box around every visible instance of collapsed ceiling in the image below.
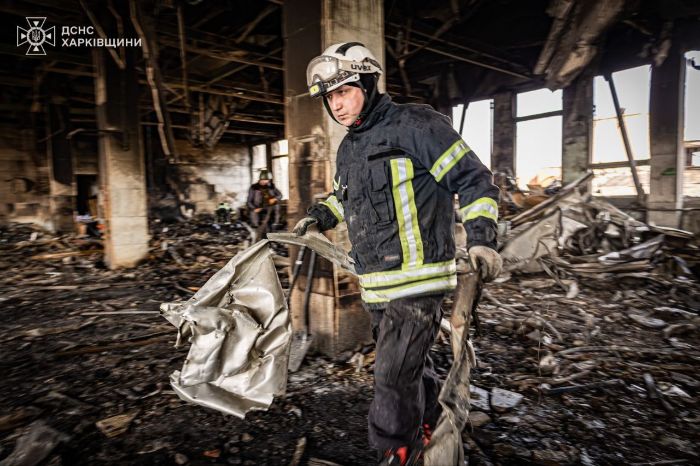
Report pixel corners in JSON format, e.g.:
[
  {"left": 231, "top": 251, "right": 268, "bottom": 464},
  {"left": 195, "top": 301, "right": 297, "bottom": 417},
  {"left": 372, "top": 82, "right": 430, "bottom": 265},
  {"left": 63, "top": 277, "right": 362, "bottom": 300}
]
[{"left": 0, "top": 0, "right": 699, "bottom": 148}]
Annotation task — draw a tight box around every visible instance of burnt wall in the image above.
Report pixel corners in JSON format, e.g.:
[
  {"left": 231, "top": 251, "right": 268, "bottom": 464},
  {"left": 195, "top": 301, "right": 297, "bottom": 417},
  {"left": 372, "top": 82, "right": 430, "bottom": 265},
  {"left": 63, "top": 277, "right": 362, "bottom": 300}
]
[
  {"left": 0, "top": 129, "right": 49, "bottom": 228},
  {"left": 169, "top": 139, "right": 252, "bottom": 214}
]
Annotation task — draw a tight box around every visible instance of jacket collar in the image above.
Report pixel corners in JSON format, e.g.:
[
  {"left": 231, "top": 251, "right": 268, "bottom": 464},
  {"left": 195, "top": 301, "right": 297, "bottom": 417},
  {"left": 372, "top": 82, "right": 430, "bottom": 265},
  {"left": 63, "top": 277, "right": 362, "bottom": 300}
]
[{"left": 349, "top": 94, "right": 392, "bottom": 133}]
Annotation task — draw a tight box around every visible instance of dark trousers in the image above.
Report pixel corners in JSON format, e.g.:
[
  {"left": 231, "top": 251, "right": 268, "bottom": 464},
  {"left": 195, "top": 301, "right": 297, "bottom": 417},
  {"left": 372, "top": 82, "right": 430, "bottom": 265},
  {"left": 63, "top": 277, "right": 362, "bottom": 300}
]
[
  {"left": 368, "top": 294, "right": 444, "bottom": 451},
  {"left": 250, "top": 204, "right": 280, "bottom": 226}
]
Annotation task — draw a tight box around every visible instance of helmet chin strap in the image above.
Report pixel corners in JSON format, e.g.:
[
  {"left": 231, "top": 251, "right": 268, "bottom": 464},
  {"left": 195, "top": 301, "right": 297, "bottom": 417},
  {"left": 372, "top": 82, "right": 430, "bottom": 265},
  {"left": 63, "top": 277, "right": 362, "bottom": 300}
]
[{"left": 352, "top": 75, "right": 378, "bottom": 128}]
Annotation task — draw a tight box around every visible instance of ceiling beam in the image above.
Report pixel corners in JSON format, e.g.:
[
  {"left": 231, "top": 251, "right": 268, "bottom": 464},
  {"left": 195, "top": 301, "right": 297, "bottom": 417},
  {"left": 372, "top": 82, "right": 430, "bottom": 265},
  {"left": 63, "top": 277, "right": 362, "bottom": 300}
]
[
  {"left": 191, "top": 8, "right": 222, "bottom": 28},
  {"left": 235, "top": 4, "right": 278, "bottom": 44},
  {"left": 230, "top": 116, "right": 284, "bottom": 126},
  {"left": 168, "top": 81, "right": 283, "bottom": 105},
  {"left": 3, "top": 64, "right": 284, "bottom": 105},
  {"left": 385, "top": 32, "right": 531, "bottom": 80},
  {"left": 158, "top": 37, "right": 283, "bottom": 70},
  {"left": 0, "top": 43, "right": 91, "bottom": 67},
  {"left": 167, "top": 107, "right": 283, "bottom": 125},
  {"left": 204, "top": 47, "right": 283, "bottom": 87},
  {"left": 45, "top": 66, "right": 94, "bottom": 78},
  {"left": 69, "top": 119, "right": 279, "bottom": 137},
  {"left": 387, "top": 21, "right": 531, "bottom": 73}
]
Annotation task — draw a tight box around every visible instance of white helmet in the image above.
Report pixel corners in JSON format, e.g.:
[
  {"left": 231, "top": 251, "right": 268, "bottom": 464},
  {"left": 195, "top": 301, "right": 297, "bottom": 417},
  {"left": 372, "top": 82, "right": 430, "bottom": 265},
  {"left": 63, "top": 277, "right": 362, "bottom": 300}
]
[{"left": 306, "top": 42, "right": 382, "bottom": 98}]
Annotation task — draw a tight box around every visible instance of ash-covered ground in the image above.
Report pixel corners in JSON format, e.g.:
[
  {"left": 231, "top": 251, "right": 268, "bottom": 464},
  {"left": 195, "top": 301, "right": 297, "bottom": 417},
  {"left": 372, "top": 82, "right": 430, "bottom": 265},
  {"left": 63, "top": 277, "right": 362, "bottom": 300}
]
[{"left": 1, "top": 220, "right": 698, "bottom": 465}]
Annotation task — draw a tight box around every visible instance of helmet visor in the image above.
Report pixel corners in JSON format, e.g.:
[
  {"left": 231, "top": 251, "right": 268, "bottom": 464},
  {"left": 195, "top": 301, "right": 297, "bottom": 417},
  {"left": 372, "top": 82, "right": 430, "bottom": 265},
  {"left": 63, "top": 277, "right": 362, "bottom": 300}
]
[
  {"left": 306, "top": 54, "right": 382, "bottom": 97},
  {"left": 306, "top": 56, "right": 341, "bottom": 87}
]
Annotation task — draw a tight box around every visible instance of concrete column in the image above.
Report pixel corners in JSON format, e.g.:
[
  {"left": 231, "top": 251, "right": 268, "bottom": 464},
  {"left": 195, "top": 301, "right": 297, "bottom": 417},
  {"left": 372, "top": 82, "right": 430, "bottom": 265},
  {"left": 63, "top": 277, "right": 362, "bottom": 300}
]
[
  {"left": 94, "top": 45, "right": 149, "bottom": 268},
  {"left": 46, "top": 96, "right": 75, "bottom": 232},
  {"left": 648, "top": 46, "right": 686, "bottom": 227},
  {"left": 492, "top": 92, "right": 516, "bottom": 176},
  {"left": 562, "top": 72, "right": 593, "bottom": 184},
  {"left": 284, "top": 0, "right": 383, "bottom": 355},
  {"left": 265, "top": 141, "right": 273, "bottom": 171}
]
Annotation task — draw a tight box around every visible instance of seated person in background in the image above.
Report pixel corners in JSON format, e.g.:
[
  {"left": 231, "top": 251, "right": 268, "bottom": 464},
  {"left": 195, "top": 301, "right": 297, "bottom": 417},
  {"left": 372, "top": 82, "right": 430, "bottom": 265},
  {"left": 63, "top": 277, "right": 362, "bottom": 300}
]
[{"left": 247, "top": 169, "right": 283, "bottom": 228}]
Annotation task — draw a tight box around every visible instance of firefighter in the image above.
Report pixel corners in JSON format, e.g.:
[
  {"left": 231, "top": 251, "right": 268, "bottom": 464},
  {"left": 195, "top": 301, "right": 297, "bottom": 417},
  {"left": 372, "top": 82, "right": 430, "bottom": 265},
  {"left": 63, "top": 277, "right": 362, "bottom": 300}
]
[
  {"left": 247, "top": 169, "right": 283, "bottom": 228},
  {"left": 293, "top": 42, "right": 503, "bottom": 465}
]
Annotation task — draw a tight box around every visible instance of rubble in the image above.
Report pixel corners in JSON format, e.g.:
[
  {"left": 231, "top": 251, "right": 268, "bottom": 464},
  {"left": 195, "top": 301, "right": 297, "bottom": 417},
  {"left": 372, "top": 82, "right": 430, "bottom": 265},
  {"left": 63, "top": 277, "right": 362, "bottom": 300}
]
[
  {"left": 628, "top": 313, "right": 667, "bottom": 329},
  {"left": 531, "top": 448, "right": 578, "bottom": 466},
  {"left": 1, "top": 216, "right": 698, "bottom": 465},
  {"left": 469, "top": 385, "right": 491, "bottom": 411},
  {"left": 490, "top": 387, "right": 524, "bottom": 412},
  {"left": 95, "top": 412, "right": 138, "bottom": 438},
  {"left": 468, "top": 411, "right": 492, "bottom": 427},
  {"left": 499, "top": 172, "right": 700, "bottom": 283},
  {"left": 0, "top": 420, "right": 69, "bottom": 466}
]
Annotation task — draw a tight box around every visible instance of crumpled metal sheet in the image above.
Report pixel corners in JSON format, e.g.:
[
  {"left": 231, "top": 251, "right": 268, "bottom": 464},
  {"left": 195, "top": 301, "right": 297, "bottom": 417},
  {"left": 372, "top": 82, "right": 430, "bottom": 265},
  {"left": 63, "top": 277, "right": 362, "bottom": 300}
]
[
  {"left": 598, "top": 235, "right": 665, "bottom": 264},
  {"left": 0, "top": 420, "right": 70, "bottom": 466},
  {"left": 160, "top": 240, "right": 291, "bottom": 418},
  {"left": 500, "top": 171, "right": 696, "bottom": 279},
  {"left": 501, "top": 210, "right": 562, "bottom": 273},
  {"left": 509, "top": 172, "right": 592, "bottom": 228},
  {"left": 559, "top": 215, "right": 588, "bottom": 249}
]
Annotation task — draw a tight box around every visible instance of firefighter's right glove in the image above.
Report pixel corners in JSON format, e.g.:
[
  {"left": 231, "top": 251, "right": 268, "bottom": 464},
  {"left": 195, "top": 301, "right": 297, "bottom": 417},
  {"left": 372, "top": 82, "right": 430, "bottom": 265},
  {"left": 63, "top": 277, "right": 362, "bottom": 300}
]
[
  {"left": 468, "top": 245, "right": 503, "bottom": 282},
  {"left": 292, "top": 216, "right": 318, "bottom": 236}
]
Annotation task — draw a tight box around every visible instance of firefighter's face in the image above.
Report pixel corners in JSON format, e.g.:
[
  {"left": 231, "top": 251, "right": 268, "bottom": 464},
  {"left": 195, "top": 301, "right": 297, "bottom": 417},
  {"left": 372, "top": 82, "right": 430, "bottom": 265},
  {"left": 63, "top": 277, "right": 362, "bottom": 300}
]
[{"left": 325, "top": 85, "right": 364, "bottom": 126}]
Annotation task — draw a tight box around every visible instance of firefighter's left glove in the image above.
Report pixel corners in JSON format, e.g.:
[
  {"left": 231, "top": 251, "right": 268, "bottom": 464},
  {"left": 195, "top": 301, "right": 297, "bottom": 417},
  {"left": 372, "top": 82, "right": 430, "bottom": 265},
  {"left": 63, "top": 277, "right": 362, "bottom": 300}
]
[
  {"left": 468, "top": 245, "right": 503, "bottom": 282},
  {"left": 292, "top": 216, "right": 318, "bottom": 236}
]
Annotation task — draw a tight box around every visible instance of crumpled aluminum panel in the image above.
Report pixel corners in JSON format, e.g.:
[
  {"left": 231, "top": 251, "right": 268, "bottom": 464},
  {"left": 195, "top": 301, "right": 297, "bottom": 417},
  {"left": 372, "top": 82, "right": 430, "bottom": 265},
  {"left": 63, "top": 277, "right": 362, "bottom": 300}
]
[
  {"left": 598, "top": 234, "right": 664, "bottom": 264},
  {"left": 161, "top": 240, "right": 291, "bottom": 418},
  {"left": 500, "top": 210, "right": 562, "bottom": 273}
]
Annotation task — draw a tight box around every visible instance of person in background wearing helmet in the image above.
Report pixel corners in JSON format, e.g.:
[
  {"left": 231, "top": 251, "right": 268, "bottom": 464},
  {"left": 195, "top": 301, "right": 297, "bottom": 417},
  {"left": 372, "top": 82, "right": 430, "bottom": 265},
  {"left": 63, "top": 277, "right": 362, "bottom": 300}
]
[
  {"left": 247, "top": 169, "right": 283, "bottom": 229},
  {"left": 293, "top": 42, "right": 502, "bottom": 466},
  {"left": 215, "top": 200, "right": 232, "bottom": 224}
]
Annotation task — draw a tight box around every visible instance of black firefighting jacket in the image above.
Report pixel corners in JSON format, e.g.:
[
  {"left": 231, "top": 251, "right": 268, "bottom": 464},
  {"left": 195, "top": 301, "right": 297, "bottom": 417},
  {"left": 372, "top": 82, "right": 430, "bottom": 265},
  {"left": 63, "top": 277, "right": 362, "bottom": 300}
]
[
  {"left": 308, "top": 94, "right": 499, "bottom": 305},
  {"left": 247, "top": 182, "right": 282, "bottom": 210}
]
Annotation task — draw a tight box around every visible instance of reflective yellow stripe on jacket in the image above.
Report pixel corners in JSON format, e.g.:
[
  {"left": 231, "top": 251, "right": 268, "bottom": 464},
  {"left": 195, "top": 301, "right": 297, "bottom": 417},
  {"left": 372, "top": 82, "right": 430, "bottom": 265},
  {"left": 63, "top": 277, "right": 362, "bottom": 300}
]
[
  {"left": 359, "top": 259, "right": 456, "bottom": 289},
  {"left": 430, "top": 139, "right": 470, "bottom": 182},
  {"left": 459, "top": 197, "right": 498, "bottom": 223},
  {"left": 361, "top": 273, "right": 457, "bottom": 303},
  {"left": 390, "top": 158, "right": 423, "bottom": 269}
]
